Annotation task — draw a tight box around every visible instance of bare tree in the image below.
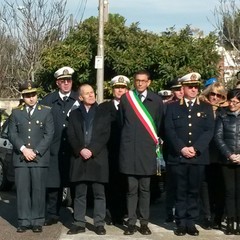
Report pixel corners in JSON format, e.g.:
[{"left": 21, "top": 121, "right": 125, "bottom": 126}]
[
  {"left": 0, "top": 0, "right": 69, "bottom": 97},
  {"left": 213, "top": 0, "right": 240, "bottom": 83}
]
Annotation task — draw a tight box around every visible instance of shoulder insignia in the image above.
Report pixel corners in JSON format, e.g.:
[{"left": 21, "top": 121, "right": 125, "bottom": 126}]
[
  {"left": 13, "top": 104, "right": 25, "bottom": 110},
  {"left": 180, "top": 98, "right": 184, "bottom": 105},
  {"left": 39, "top": 104, "right": 51, "bottom": 109}
]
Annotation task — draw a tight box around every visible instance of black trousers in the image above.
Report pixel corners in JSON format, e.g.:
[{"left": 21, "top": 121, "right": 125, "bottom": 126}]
[
  {"left": 200, "top": 163, "right": 224, "bottom": 220},
  {"left": 73, "top": 182, "right": 106, "bottom": 227},
  {"left": 46, "top": 187, "right": 63, "bottom": 219},
  {"left": 106, "top": 172, "right": 127, "bottom": 222},
  {"left": 222, "top": 165, "right": 240, "bottom": 217},
  {"left": 15, "top": 167, "right": 48, "bottom": 227},
  {"left": 165, "top": 164, "right": 177, "bottom": 216},
  {"left": 127, "top": 175, "right": 151, "bottom": 225},
  {"left": 171, "top": 163, "right": 205, "bottom": 228}
]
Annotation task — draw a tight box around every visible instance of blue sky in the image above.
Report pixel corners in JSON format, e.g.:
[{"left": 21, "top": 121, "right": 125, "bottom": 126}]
[{"left": 67, "top": 0, "right": 221, "bottom": 34}]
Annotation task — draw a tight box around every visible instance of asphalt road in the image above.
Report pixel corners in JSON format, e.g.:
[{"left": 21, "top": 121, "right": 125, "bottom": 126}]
[{"left": 1, "top": 189, "right": 240, "bottom": 240}]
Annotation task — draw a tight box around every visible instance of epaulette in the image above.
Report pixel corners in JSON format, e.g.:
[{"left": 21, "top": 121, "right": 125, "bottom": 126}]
[
  {"left": 13, "top": 104, "right": 25, "bottom": 110},
  {"left": 38, "top": 104, "right": 51, "bottom": 110}
]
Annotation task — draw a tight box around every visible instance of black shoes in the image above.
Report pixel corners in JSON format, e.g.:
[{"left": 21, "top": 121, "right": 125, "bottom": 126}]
[
  {"left": 202, "top": 218, "right": 212, "bottom": 230},
  {"left": 174, "top": 226, "right": 186, "bottom": 236},
  {"left": 95, "top": 226, "right": 106, "bottom": 235},
  {"left": 44, "top": 218, "right": 58, "bottom": 226},
  {"left": 175, "top": 225, "right": 199, "bottom": 236},
  {"left": 187, "top": 225, "right": 199, "bottom": 236},
  {"left": 32, "top": 226, "right": 43, "bottom": 233},
  {"left": 16, "top": 226, "right": 29, "bottom": 233},
  {"left": 67, "top": 226, "right": 86, "bottom": 235},
  {"left": 124, "top": 225, "right": 137, "bottom": 235},
  {"left": 139, "top": 225, "right": 152, "bottom": 235},
  {"left": 17, "top": 226, "right": 42, "bottom": 233}
]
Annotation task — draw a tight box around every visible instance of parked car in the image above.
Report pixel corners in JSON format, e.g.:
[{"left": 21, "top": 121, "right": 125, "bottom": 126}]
[{"left": 0, "top": 116, "right": 14, "bottom": 191}]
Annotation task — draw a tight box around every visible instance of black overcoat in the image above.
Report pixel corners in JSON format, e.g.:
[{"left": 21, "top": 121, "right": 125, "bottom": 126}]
[
  {"left": 164, "top": 98, "right": 215, "bottom": 165},
  {"left": 40, "top": 90, "right": 77, "bottom": 187},
  {"left": 118, "top": 90, "right": 164, "bottom": 175},
  {"left": 67, "top": 103, "right": 111, "bottom": 183}
]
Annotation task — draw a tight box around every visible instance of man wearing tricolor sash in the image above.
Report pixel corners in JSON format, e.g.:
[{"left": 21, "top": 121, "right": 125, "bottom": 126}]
[{"left": 118, "top": 70, "right": 164, "bottom": 235}]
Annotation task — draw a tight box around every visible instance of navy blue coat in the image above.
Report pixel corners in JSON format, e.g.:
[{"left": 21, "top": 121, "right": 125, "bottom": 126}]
[
  {"left": 164, "top": 98, "right": 214, "bottom": 165},
  {"left": 40, "top": 90, "right": 78, "bottom": 187}
]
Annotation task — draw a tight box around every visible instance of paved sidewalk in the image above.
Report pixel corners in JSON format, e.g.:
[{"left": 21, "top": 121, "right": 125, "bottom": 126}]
[
  {"left": 1, "top": 190, "right": 239, "bottom": 240},
  {"left": 58, "top": 194, "right": 239, "bottom": 240}
]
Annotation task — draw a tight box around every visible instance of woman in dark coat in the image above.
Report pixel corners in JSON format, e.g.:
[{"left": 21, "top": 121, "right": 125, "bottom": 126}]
[
  {"left": 199, "top": 82, "right": 228, "bottom": 230},
  {"left": 215, "top": 88, "right": 240, "bottom": 235}
]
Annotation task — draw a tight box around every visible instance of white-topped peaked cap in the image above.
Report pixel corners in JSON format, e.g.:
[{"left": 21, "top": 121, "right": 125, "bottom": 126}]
[
  {"left": 54, "top": 66, "right": 74, "bottom": 80},
  {"left": 178, "top": 72, "right": 201, "bottom": 85},
  {"left": 110, "top": 75, "right": 130, "bottom": 87},
  {"left": 158, "top": 90, "right": 172, "bottom": 97}
]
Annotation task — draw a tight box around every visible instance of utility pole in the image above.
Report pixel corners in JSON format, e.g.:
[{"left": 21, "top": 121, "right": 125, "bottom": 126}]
[{"left": 95, "top": 0, "right": 108, "bottom": 103}]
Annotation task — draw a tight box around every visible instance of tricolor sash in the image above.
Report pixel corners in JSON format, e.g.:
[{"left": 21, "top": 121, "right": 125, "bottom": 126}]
[{"left": 126, "top": 90, "right": 162, "bottom": 175}]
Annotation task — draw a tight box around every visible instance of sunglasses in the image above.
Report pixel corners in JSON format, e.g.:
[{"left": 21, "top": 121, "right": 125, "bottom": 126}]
[
  {"left": 186, "top": 85, "right": 199, "bottom": 89},
  {"left": 210, "top": 92, "right": 223, "bottom": 98}
]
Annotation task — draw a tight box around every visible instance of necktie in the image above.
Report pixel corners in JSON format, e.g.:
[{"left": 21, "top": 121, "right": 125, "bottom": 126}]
[
  {"left": 138, "top": 94, "right": 143, "bottom": 102},
  {"left": 188, "top": 100, "right": 193, "bottom": 110},
  {"left": 63, "top": 96, "right": 68, "bottom": 102},
  {"left": 28, "top": 106, "right": 33, "bottom": 118}
]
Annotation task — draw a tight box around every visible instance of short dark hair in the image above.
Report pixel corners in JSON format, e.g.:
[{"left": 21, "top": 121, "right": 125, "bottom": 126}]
[
  {"left": 133, "top": 70, "right": 151, "bottom": 80},
  {"left": 227, "top": 88, "right": 240, "bottom": 101}
]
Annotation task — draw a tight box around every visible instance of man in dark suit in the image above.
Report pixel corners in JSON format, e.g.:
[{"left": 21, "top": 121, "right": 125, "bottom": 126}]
[
  {"left": 66, "top": 84, "right": 111, "bottom": 235},
  {"left": 164, "top": 72, "right": 215, "bottom": 236},
  {"left": 118, "top": 70, "right": 164, "bottom": 235},
  {"left": 8, "top": 81, "right": 54, "bottom": 233},
  {"left": 40, "top": 66, "right": 78, "bottom": 225},
  {"left": 104, "top": 75, "right": 129, "bottom": 225}
]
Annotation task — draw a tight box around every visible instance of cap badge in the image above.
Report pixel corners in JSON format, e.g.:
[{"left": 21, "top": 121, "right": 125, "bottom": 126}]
[
  {"left": 63, "top": 69, "right": 69, "bottom": 75},
  {"left": 28, "top": 82, "right": 32, "bottom": 90},
  {"left": 190, "top": 74, "right": 197, "bottom": 81},
  {"left": 118, "top": 76, "right": 124, "bottom": 83}
]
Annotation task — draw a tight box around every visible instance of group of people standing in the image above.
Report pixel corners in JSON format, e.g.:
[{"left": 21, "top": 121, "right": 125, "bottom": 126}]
[
  {"left": 7, "top": 67, "right": 240, "bottom": 237},
  {"left": 163, "top": 75, "right": 240, "bottom": 236}
]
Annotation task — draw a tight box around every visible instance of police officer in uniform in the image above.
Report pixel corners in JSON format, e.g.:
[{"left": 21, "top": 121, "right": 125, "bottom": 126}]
[
  {"left": 164, "top": 72, "right": 214, "bottom": 236},
  {"left": 104, "top": 75, "right": 130, "bottom": 225},
  {"left": 41, "top": 66, "right": 78, "bottom": 225},
  {"left": 8, "top": 81, "right": 54, "bottom": 233},
  {"left": 163, "top": 78, "right": 184, "bottom": 222}
]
